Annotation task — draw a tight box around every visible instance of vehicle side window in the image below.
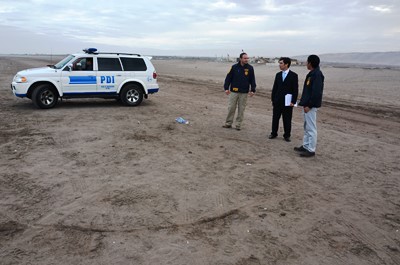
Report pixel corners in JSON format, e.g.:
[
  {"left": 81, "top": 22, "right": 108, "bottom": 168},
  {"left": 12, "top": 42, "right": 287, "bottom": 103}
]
[
  {"left": 120, "top": 58, "right": 147, "bottom": 71},
  {"left": 72, "top": 57, "right": 93, "bottom": 71},
  {"left": 98, "top": 58, "right": 122, "bottom": 71}
]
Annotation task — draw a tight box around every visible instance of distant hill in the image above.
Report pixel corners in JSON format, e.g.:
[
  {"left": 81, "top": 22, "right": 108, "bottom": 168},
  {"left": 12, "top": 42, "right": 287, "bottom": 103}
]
[{"left": 293, "top": 52, "right": 400, "bottom": 67}]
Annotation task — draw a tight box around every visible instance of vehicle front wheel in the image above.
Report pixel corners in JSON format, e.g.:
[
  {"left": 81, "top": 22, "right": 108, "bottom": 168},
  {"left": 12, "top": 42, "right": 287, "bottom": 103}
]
[
  {"left": 32, "top": 84, "right": 58, "bottom": 109},
  {"left": 120, "top": 84, "right": 143, "bottom": 106}
]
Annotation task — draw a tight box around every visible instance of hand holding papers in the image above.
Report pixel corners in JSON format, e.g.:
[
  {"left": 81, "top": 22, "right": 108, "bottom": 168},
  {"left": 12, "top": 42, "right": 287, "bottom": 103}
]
[{"left": 285, "top": 94, "right": 297, "bottom": 107}]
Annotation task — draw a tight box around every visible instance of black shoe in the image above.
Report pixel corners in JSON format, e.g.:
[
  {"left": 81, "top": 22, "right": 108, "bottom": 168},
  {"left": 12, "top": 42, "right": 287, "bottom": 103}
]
[
  {"left": 235, "top": 127, "right": 241, "bottom": 131},
  {"left": 284, "top": 137, "right": 291, "bottom": 142},
  {"left": 268, "top": 134, "right": 277, "bottom": 139},
  {"left": 300, "top": 150, "right": 315, "bottom": 157},
  {"left": 294, "top": 146, "right": 307, "bottom": 152},
  {"left": 222, "top": 125, "right": 232, "bottom": 128}
]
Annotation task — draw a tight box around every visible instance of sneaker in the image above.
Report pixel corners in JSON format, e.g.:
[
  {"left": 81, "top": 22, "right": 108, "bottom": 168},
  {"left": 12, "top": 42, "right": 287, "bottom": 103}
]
[
  {"left": 294, "top": 146, "right": 307, "bottom": 152},
  {"left": 222, "top": 125, "right": 232, "bottom": 128},
  {"left": 300, "top": 150, "right": 315, "bottom": 157}
]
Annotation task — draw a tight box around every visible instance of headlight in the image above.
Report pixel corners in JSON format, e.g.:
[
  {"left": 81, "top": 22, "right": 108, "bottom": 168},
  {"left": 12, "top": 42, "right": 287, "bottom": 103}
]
[{"left": 14, "top": 76, "right": 27, "bottom": 83}]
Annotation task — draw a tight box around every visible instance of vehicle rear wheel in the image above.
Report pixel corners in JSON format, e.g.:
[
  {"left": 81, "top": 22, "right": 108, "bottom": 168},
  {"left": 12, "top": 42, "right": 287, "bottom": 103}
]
[
  {"left": 32, "top": 84, "right": 58, "bottom": 109},
  {"left": 120, "top": 84, "right": 143, "bottom": 106}
]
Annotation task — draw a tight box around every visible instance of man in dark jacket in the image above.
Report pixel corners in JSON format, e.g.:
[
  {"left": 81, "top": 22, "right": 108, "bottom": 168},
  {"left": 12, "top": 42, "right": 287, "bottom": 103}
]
[
  {"left": 269, "top": 57, "right": 298, "bottom": 142},
  {"left": 295, "top": 55, "right": 324, "bottom": 157},
  {"left": 223, "top": 52, "right": 256, "bottom": 130}
]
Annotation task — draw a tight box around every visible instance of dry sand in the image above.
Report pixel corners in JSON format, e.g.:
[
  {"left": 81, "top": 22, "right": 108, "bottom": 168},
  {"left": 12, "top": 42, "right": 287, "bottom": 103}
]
[{"left": 0, "top": 56, "right": 399, "bottom": 265}]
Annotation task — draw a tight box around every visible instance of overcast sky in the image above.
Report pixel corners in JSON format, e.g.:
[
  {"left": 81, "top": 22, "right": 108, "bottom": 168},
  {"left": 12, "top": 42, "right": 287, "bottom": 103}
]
[{"left": 0, "top": 0, "right": 399, "bottom": 56}]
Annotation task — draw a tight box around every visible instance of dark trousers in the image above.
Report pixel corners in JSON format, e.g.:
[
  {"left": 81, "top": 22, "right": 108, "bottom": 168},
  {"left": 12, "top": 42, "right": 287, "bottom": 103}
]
[{"left": 271, "top": 105, "right": 293, "bottom": 138}]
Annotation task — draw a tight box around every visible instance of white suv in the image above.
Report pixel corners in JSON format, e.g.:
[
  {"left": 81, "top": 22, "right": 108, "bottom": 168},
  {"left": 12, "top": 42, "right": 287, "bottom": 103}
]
[{"left": 11, "top": 48, "right": 159, "bottom": 109}]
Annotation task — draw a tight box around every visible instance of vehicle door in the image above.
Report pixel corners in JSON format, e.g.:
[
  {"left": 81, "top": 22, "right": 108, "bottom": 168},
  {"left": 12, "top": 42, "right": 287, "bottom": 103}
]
[
  {"left": 61, "top": 57, "right": 97, "bottom": 94},
  {"left": 96, "top": 57, "right": 125, "bottom": 94}
]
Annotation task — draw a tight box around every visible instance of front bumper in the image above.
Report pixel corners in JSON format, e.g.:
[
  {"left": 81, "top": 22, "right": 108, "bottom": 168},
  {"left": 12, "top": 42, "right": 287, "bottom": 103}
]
[{"left": 11, "top": 82, "right": 29, "bottom": 98}]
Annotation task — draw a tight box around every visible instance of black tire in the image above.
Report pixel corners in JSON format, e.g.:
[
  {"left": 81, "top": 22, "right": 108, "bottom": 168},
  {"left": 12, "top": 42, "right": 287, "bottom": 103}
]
[
  {"left": 32, "top": 84, "right": 58, "bottom": 109},
  {"left": 120, "top": 84, "right": 143, "bottom": 106}
]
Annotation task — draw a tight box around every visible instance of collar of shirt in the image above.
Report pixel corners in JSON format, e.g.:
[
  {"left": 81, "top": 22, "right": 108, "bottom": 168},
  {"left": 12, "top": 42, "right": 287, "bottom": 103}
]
[{"left": 282, "top": 69, "right": 290, "bottom": 75}]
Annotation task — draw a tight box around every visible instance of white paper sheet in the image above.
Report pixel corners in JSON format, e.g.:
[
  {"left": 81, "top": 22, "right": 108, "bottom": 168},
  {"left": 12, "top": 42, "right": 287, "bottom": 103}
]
[{"left": 285, "top": 94, "right": 292, "bottom": 106}]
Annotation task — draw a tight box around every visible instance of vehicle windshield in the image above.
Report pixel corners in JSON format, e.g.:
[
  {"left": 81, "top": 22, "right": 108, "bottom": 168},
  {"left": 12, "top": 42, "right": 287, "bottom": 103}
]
[{"left": 54, "top": 55, "right": 75, "bottom": 69}]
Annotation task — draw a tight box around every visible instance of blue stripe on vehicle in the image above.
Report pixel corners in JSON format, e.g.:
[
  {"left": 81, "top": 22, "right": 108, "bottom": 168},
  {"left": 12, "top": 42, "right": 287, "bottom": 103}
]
[
  {"left": 15, "top": 93, "right": 27, "bottom": 98},
  {"left": 63, "top": 92, "right": 118, "bottom": 96},
  {"left": 148, "top": 88, "right": 159, "bottom": 93},
  {"left": 69, "top": 76, "right": 97, "bottom": 84}
]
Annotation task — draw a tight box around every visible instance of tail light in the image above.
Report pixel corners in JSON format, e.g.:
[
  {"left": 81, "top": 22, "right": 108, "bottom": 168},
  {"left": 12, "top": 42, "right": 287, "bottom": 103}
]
[{"left": 153, "top": 71, "right": 157, "bottom": 79}]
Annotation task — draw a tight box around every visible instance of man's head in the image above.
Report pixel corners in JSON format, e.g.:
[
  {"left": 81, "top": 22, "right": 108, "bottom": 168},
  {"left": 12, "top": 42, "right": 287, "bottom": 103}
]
[
  {"left": 307, "top": 55, "right": 320, "bottom": 70},
  {"left": 239, "top": 52, "right": 249, "bottom": 65},
  {"left": 279, "top": 57, "right": 291, "bottom": 71},
  {"left": 85, "top": 58, "right": 93, "bottom": 70}
]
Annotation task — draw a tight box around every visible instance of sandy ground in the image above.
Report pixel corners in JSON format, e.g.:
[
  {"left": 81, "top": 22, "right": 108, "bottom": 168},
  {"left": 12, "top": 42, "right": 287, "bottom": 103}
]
[{"left": 0, "top": 56, "right": 399, "bottom": 265}]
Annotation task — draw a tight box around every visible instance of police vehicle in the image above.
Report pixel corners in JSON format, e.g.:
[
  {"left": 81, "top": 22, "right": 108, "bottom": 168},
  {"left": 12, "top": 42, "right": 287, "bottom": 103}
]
[{"left": 11, "top": 48, "right": 159, "bottom": 109}]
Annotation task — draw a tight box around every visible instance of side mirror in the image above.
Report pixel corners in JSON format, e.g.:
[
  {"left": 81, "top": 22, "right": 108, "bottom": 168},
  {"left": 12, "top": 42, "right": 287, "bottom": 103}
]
[{"left": 68, "top": 64, "right": 73, "bottom": 71}]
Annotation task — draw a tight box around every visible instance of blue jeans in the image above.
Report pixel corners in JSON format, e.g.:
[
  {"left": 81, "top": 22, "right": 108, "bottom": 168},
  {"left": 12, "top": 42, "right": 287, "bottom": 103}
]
[{"left": 303, "top": 108, "right": 318, "bottom": 152}]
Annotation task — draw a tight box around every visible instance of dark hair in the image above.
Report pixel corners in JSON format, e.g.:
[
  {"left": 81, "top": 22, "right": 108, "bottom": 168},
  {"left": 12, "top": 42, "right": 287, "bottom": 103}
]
[
  {"left": 307, "top": 55, "right": 320, "bottom": 68},
  {"left": 279, "top": 57, "right": 291, "bottom": 68},
  {"left": 239, "top": 52, "right": 247, "bottom": 59}
]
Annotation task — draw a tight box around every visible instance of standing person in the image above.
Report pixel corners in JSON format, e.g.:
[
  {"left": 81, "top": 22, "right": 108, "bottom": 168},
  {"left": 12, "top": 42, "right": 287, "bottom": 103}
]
[
  {"left": 295, "top": 55, "right": 324, "bottom": 157},
  {"left": 223, "top": 52, "right": 256, "bottom": 131},
  {"left": 269, "top": 57, "right": 298, "bottom": 142}
]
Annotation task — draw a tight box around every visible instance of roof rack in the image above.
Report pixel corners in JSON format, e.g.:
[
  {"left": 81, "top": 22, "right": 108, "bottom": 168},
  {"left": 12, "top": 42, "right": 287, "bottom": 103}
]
[
  {"left": 96, "top": 52, "right": 141, "bottom": 56},
  {"left": 82, "top": 48, "right": 141, "bottom": 56}
]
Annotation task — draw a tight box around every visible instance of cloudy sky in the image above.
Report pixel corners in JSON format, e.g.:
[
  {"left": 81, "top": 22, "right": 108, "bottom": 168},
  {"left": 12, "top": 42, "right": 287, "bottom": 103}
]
[{"left": 0, "top": 0, "right": 399, "bottom": 56}]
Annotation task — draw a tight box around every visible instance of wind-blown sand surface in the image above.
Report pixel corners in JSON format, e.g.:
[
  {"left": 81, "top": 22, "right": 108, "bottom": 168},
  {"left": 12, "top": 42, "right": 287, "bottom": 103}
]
[{"left": 1, "top": 56, "right": 399, "bottom": 265}]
